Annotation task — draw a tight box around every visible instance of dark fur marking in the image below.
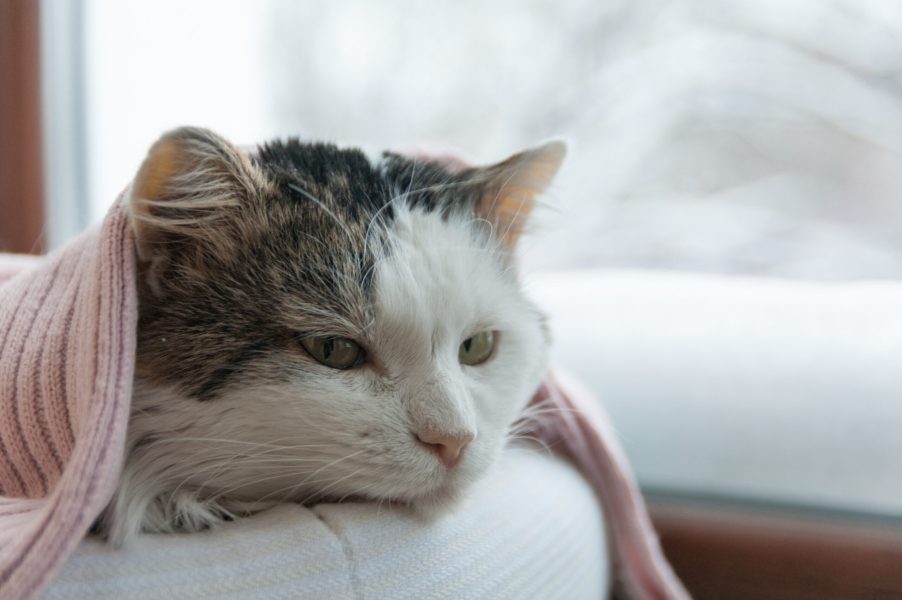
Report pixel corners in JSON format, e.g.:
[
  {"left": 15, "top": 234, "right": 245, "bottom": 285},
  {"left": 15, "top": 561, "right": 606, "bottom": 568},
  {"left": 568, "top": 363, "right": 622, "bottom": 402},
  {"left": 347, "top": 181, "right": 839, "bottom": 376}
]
[{"left": 195, "top": 338, "right": 275, "bottom": 400}]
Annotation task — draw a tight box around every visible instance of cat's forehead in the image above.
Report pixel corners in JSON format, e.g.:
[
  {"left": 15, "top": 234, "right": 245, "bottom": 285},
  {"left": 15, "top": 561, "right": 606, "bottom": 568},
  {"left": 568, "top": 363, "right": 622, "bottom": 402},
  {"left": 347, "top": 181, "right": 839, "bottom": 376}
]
[
  {"left": 254, "top": 138, "right": 469, "bottom": 224},
  {"left": 242, "top": 140, "right": 490, "bottom": 335},
  {"left": 371, "top": 204, "right": 512, "bottom": 358}
]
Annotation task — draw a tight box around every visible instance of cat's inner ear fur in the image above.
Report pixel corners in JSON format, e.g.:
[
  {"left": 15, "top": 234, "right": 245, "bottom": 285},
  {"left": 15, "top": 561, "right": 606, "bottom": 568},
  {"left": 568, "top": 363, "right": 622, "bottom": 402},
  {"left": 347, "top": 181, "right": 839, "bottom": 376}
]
[
  {"left": 129, "top": 126, "right": 268, "bottom": 284},
  {"left": 468, "top": 141, "right": 566, "bottom": 251}
]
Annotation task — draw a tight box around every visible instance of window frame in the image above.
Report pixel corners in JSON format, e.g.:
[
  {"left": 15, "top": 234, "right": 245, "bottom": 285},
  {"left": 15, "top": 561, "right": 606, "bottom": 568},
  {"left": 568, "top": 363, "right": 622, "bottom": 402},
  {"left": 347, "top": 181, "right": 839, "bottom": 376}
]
[{"left": 0, "top": 0, "right": 44, "bottom": 254}]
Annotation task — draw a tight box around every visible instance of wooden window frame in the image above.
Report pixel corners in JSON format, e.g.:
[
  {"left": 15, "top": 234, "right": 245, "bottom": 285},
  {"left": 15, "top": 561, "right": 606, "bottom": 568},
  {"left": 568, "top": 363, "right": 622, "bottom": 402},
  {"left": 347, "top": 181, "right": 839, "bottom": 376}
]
[
  {"left": 650, "top": 493, "right": 902, "bottom": 599},
  {"left": 0, "top": 0, "right": 44, "bottom": 254}
]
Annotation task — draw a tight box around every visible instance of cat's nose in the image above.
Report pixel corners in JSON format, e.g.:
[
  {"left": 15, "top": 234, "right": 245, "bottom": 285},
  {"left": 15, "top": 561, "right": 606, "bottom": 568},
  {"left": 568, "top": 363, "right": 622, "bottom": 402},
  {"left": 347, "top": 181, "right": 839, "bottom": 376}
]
[{"left": 415, "top": 429, "right": 475, "bottom": 469}]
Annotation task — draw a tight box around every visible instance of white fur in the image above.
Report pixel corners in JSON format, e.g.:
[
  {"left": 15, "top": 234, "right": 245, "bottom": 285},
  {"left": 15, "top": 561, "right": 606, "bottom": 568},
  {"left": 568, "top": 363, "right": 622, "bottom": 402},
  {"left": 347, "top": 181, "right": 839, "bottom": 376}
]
[{"left": 106, "top": 203, "right": 547, "bottom": 544}]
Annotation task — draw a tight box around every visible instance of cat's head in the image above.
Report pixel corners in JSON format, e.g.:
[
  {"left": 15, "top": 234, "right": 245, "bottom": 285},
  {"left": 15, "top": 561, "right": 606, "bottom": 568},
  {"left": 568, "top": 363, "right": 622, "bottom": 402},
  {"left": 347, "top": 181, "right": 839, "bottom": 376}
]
[{"left": 118, "top": 127, "right": 564, "bottom": 537}]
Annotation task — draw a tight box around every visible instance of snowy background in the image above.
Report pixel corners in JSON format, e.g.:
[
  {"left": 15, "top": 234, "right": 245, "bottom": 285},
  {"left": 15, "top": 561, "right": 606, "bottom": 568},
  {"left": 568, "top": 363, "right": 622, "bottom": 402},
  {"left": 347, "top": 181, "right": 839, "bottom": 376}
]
[{"left": 81, "top": 0, "right": 902, "bottom": 279}]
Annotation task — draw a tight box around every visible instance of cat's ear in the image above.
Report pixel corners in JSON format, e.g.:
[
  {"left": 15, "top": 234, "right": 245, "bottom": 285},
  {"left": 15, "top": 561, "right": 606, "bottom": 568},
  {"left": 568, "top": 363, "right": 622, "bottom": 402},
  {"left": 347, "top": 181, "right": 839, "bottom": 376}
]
[
  {"left": 129, "top": 126, "right": 267, "bottom": 265},
  {"left": 469, "top": 141, "right": 566, "bottom": 251}
]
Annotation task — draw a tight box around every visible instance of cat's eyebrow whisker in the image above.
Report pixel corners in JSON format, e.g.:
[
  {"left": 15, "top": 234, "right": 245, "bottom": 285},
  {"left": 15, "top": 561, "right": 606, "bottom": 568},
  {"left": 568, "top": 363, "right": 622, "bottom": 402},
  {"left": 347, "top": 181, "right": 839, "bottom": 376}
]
[
  {"left": 287, "top": 182, "right": 360, "bottom": 247},
  {"left": 401, "top": 157, "right": 421, "bottom": 205},
  {"left": 358, "top": 253, "right": 395, "bottom": 303},
  {"left": 293, "top": 231, "right": 333, "bottom": 256},
  {"left": 362, "top": 196, "right": 396, "bottom": 260},
  {"left": 388, "top": 160, "right": 476, "bottom": 206},
  {"left": 293, "top": 263, "right": 364, "bottom": 299},
  {"left": 390, "top": 176, "right": 475, "bottom": 202}
]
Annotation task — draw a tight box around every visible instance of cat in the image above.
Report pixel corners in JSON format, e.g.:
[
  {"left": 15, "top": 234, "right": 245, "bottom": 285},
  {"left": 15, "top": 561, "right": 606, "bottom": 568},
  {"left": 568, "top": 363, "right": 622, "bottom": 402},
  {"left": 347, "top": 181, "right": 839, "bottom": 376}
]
[{"left": 96, "top": 127, "right": 565, "bottom": 545}]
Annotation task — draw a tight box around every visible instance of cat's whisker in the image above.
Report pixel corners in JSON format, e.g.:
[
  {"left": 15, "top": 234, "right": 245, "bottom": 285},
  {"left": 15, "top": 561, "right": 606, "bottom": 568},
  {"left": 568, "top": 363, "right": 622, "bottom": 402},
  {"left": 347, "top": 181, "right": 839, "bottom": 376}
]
[
  {"left": 505, "top": 432, "right": 555, "bottom": 456},
  {"left": 335, "top": 477, "right": 385, "bottom": 505},
  {"left": 240, "top": 471, "right": 356, "bottom": 512},
  {"left": 509, "top": 407, "right": 586, "bottom": 438},
  {"left": 136, "top": 435, "right": 337, "bottom": 450},
  {"left": 222, "top": 448, "right": 369, "bottom": 508},
  {"left": 515, "top": 405, "right": 583, "bottom": 420},
  {"left": 232, "top": 474, "right": 336, "bottom": 512},
  {"left": 292, "top": 449, "right": 366, "bottom": 487},
  {"left": 130, "top": 439, "right": 347, "bottom": 481},
  {"left": 196, "top": 460, "right": 355, "bottom": 507},
  {"left": 298, "top": 467, "right": 365, "bottom": 506},
  {"left": 377, "top": 493, "right": 400, "bottom": 519},
  {"left": 163, "top": 448, "right": 361, "bottom": 502}
]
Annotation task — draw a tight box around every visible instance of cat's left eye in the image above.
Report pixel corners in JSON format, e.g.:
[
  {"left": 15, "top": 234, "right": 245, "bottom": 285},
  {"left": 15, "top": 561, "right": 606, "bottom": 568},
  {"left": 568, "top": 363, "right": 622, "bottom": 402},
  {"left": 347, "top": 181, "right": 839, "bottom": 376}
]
[
  {"left": 300, "top": 336, "right": 365, "bottom": 369},
  {"left": 459, "top": 331, "right": 496, "bottom": 366}
]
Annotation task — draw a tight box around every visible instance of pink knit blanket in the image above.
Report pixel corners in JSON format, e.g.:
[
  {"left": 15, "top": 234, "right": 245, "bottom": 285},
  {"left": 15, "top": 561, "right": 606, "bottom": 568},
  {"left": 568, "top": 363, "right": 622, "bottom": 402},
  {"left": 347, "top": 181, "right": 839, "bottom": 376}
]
[{"left": 0, "top": 201, "right": 687, "bottom": 599}]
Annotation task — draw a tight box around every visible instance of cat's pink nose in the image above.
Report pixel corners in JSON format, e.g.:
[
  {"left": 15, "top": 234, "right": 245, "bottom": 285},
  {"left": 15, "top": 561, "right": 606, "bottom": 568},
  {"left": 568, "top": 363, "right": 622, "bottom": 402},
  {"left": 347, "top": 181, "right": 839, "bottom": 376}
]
[{"left": 416, "top": 429, "right": 475, "bottom": 469}]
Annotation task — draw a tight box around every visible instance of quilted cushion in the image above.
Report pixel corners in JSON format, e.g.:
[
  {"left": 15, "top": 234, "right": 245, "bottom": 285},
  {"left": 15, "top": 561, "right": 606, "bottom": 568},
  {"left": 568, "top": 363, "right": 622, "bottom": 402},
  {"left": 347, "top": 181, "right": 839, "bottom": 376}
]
[{"left": 42, "top": 447, "right": 608, "bottom": 599}]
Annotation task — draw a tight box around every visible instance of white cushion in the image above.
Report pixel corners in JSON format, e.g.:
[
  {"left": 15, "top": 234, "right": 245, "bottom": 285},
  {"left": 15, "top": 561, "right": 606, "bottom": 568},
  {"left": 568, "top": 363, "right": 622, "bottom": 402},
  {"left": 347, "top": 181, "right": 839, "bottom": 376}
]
[
  {"left": 43, "top": 448, "right": 608, "bottom": 599},
  {"left": 529, "top": 268, "right": 902, "bottom": 516}
]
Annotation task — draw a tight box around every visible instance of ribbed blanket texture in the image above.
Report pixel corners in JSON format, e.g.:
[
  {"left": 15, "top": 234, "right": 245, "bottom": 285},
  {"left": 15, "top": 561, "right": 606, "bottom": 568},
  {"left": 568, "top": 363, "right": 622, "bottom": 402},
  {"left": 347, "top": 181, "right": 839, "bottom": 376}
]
[{"left": 0, "top": 200, "right": 686, "bottom": 599}]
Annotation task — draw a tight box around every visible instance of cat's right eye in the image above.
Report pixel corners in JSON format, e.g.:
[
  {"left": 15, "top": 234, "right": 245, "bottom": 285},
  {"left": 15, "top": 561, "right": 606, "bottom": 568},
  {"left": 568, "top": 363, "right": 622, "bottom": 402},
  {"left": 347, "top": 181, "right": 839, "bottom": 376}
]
[
  {"left": 459, "top": 331, "right": 496, "bottom": 366},
  {"left": 300, "top": 336, "right": 365, "bottom": 370}
]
